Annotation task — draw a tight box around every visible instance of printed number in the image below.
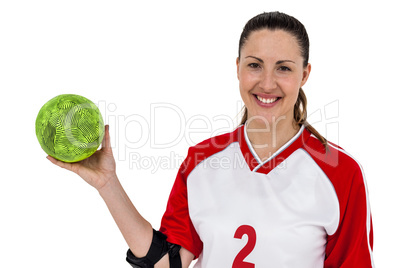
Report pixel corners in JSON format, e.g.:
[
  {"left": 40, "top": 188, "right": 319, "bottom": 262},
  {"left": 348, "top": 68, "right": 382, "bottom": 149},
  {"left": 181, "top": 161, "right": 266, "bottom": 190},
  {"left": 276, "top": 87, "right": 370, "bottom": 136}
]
[{"left": 232, "top": 225, "right": 256, "bottom": 268}]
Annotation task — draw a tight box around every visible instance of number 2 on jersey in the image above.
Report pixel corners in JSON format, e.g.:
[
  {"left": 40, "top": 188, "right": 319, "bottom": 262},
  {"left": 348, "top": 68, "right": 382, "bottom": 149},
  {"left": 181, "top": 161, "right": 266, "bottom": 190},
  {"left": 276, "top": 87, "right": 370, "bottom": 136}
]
[{"left": 232, "top": 225, "right": 256, "bottom": 268}]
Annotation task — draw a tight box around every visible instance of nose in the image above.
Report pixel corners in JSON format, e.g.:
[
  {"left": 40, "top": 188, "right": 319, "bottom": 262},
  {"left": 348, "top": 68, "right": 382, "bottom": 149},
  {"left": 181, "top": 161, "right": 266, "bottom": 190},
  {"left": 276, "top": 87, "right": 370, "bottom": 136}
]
[{"left": 259, "top": 70, "right": 277, "bottom": 91}]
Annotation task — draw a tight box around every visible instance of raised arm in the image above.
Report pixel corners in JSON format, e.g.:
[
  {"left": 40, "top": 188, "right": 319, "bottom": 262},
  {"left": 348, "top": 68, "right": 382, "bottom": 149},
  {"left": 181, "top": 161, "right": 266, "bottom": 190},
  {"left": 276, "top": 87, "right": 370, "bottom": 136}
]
[{"left": 47, "top": 125, "right": 194, "bottom": 267}]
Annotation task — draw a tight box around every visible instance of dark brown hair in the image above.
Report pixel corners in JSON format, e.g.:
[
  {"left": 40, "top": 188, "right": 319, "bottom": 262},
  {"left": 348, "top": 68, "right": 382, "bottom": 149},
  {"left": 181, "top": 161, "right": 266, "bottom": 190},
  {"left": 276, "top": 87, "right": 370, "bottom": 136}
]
[{"left": 238, "top": 11, "right": 327, "bottom": 146}]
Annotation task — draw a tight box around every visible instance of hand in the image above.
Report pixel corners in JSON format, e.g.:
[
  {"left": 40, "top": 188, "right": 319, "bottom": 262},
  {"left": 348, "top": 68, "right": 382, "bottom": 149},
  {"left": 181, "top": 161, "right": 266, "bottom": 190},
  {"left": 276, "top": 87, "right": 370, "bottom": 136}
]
[{"left": 47, "top": 125, "right": 117, "bottom": 191}]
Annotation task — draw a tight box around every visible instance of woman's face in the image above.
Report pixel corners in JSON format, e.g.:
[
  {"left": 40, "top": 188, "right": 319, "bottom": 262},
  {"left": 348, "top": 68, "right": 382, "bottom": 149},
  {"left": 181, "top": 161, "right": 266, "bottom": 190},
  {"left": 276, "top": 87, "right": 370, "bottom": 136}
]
[{"left": 237, "top": 29, "right": 311, "bottom": 127}]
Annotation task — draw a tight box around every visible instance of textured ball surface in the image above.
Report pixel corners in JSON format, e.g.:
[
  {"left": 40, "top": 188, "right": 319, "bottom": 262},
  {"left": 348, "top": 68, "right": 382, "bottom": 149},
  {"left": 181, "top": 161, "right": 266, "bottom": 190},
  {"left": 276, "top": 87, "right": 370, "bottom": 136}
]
[{"left": 36, "top": 94, "right": 104, "bottom": 162}]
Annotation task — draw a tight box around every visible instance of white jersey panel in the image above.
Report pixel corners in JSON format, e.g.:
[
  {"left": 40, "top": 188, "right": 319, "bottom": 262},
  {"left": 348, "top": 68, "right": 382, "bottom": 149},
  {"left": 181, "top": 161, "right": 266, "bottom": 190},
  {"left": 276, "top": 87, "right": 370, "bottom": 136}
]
[{"left": 187, "top": 143, "right": 340, "bottom": 268}]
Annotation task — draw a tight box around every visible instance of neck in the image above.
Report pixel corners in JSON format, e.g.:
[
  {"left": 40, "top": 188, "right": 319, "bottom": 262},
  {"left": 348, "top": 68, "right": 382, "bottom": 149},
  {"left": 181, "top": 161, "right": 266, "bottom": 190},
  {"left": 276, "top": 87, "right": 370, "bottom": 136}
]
[{"left": 245, "top": 118, "right": 300, "bottom": 161}]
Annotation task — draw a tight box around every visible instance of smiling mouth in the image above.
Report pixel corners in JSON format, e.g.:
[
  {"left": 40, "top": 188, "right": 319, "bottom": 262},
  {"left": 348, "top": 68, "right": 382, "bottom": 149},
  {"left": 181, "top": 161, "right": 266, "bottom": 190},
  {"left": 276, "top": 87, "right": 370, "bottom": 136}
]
[{"left": 254, "top": 95, "right": 281, "bottom": 104}]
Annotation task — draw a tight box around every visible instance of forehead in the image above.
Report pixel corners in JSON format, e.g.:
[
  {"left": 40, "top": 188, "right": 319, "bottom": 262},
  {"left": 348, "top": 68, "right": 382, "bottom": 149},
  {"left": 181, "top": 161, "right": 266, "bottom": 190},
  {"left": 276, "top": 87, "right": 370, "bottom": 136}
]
[{"left": 241, "top": 29, "right": 302, "bottom": 61}]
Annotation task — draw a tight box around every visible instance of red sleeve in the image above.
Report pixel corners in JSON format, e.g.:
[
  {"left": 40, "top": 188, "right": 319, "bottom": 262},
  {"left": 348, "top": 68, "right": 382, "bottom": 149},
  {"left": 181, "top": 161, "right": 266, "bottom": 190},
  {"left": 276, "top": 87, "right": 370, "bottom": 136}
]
[
  {"left": 159, "top": 148, "right": 203, "bottom": 258},
  {"left": 324, "top": 165, "right": 374, "bottom": 267}
]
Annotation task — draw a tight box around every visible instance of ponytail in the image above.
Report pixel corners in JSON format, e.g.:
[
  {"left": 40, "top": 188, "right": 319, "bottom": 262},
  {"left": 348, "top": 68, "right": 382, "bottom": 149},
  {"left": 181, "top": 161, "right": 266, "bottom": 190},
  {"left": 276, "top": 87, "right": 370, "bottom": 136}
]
[{"left": 294, "top": 88, "right": 327, "bottom": 147}]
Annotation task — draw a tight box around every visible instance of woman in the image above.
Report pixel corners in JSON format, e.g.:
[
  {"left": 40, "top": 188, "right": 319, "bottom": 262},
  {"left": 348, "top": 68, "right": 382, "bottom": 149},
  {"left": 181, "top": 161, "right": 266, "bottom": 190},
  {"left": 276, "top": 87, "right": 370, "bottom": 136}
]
[{"left": 48, "top": 12, "right": 375, "bottom": 268}]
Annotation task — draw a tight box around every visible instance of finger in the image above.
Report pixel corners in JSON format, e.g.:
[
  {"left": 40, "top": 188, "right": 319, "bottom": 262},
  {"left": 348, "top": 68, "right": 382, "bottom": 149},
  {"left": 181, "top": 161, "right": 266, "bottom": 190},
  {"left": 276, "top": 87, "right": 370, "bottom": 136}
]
[
  {"left": 46, "top": 155, "right": 75, "bottom": 172},
  {"left": 102, "top": 124, "right": 111, "bottom": 151}
]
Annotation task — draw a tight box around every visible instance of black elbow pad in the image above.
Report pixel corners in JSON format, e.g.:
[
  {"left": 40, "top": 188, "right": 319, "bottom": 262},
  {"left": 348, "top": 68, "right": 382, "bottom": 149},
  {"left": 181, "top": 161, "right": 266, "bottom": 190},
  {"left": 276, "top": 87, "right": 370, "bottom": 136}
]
[{"left": 126, "top": 229, "right": 181, "bottom": 268}]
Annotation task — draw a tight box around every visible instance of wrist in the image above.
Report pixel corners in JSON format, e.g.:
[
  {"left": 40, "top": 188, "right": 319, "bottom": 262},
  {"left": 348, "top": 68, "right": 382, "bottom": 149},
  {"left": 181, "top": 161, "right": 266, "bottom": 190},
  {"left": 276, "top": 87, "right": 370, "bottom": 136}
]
[{"left": 97, "top": 174, "right": 120, "bottom": 197}]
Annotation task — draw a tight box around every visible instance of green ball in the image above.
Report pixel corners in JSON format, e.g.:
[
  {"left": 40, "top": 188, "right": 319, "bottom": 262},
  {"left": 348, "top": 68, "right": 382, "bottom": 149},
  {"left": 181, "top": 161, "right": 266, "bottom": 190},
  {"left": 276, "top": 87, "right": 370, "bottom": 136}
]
[{"left": 35, "top": 94, "right": 105, "bottom": 163}]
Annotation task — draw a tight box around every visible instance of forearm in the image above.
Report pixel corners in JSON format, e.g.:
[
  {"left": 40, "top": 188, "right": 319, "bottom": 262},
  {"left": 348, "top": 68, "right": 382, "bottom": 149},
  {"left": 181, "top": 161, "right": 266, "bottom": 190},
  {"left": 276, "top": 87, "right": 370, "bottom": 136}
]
[
  {"left": 98, "top": 175, "right": 153, "bottom": 258},
  {"left": 97, "top": 175, "right": 193, "bottom": 267}
]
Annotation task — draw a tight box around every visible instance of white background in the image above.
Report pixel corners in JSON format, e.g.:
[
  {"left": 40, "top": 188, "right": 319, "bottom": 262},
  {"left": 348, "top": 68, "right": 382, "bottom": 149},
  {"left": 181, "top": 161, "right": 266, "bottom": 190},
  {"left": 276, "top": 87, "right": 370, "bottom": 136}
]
[{"left": 0, "top": 0, "right": 400, "bottom": 267}]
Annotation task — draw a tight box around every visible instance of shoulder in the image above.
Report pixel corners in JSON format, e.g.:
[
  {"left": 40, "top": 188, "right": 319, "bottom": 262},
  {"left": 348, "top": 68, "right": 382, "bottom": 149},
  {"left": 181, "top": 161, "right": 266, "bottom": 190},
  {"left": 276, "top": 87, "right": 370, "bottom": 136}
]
[
  {"left": 181, "top": 126, "right": 242, "bottom": 175},
  {"left": 302, "top": 132, "right": 364, "bottom": 182},
  {"left": 302, "top": 132, "right": 369, "bottom": 214}
]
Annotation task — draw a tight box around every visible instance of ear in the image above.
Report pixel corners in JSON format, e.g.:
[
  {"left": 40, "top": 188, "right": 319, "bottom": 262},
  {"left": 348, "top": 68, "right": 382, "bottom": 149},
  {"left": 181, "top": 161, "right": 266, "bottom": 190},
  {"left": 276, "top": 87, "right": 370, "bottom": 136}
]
[
  {"left": 236, "top": 57, "right": 240, "bottom": 80},
  {"left": 300, "top": 63, "right": 311, "bottom": 88}
]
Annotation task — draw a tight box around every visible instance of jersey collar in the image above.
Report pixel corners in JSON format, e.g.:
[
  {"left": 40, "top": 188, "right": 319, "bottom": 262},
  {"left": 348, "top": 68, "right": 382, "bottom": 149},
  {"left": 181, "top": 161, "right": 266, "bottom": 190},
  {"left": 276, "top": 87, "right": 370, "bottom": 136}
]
[{"left": 238, "top": 124, "right": 310, "bottom": 174}]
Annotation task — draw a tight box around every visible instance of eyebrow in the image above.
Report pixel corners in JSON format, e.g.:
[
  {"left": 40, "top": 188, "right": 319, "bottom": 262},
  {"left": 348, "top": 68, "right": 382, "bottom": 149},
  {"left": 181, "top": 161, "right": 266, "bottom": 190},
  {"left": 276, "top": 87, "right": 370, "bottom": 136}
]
[{"left": 245, "top": 56, "right": 296, "bottom": 65}]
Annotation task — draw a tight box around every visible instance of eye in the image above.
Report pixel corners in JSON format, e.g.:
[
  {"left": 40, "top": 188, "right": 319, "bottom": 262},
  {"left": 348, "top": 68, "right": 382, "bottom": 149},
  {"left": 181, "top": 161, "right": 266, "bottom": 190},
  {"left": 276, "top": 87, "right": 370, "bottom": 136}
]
[
  {"left": 248, "top": 63, "right": 260, "bottom": 69},
  {"left": 278, "top": 66, "right": 291, "bottom": 72}
]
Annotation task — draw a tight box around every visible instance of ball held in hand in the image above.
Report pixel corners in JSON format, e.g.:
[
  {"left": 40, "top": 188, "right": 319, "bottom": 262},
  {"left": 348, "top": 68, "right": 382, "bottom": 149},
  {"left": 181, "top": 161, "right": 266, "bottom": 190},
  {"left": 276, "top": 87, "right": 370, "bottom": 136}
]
[{"left": 35, "top": 94, "right": 105, "bottom": 163}]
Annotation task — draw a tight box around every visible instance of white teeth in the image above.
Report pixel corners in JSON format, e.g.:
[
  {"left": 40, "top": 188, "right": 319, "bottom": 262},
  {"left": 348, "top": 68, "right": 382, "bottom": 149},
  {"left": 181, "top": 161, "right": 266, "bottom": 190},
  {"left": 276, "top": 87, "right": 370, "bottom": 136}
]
[{"left": 256, "top": 95, "right": 278, "bottom": 104}]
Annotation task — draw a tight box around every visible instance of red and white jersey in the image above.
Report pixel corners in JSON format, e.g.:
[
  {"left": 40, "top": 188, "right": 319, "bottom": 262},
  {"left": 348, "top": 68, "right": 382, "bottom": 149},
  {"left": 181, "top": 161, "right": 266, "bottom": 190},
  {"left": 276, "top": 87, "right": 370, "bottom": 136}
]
[{"left": 160, "top": 125, "right": 375, "bottom": 267}]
